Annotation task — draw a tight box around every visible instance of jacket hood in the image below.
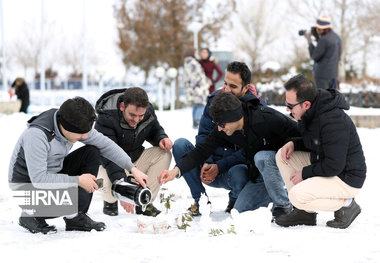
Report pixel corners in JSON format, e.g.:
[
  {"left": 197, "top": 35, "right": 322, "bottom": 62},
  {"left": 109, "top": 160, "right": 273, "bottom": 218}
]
[
  {"left": 27, "top": 108, "right": 57, "bottom": 130},
  {"left": 95, "top": 89, "right": 125, "bottom": 113},
  {"left": 303, "top": 88, "right": 349, "bottom": 121},
  {"left": 239, "top": 94, "right": 261, "bottom": 106}
]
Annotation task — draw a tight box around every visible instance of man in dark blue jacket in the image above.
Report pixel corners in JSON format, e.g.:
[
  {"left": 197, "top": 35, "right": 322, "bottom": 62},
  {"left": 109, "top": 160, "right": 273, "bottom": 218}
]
[{"left": 173, "top": 61, "right": 294, "bottom": 218}]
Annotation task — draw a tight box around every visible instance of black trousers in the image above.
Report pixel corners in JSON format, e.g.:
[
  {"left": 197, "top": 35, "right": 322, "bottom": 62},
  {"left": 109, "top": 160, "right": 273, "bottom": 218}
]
[{"left": 60, "top": 145, "right": 101, "bottom": 213}]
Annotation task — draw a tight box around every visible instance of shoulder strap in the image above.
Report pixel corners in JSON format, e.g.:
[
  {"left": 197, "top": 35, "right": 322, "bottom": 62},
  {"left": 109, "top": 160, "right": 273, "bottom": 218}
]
[
  {"left": 30, "top": 124, "right": 56, "bottom": 142},
  {"left": 27, "top": 109, "right": 57, "bottom": 142}
]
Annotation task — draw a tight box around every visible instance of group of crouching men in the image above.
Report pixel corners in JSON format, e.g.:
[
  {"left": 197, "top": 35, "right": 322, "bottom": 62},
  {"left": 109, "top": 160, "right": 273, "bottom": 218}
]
[{"left": 8, "top": 61, "right": 366, "bottom": 234}]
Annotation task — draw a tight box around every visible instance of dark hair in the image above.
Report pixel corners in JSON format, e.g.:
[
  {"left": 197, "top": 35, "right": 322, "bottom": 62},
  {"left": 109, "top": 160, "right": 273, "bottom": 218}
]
[
  {"left": 226, "top": 61, "right": 251, "bottom": 88},
  {"left": 320, "top": 28, "right": 332, "bottom": 35},
  {"left": 11, "top": 77, "right": 25, "bottom": 88},
  {"left": 183, "top": 47, "right": 196, "bottom": 58},
  {"left": 123, "top": 87, "right": 149, "bottom": 108},
  {"left": 58, "top": 97, "right": 97, "bottom": 133},
  {"left": 210, "top": 92, "right": 242, "bottom": 121},
  {"left": 200, "top": 47, "right": 211, "bottom": 59},
  {"left": 284, "top": 74, "right": 318, "bottom": 102}
]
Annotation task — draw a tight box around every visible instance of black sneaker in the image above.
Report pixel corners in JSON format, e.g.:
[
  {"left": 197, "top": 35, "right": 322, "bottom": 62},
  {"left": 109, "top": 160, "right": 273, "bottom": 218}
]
[
  {"left": 64, "top": 212, "right": 106, "bottom": 232},
  {"left": 224, "top": 199, "right": 236, "bottom": 214},
  {"left": 103, "top": 201, "right": 118, "bottom": 216},
  {"left": 188, "top": 200, "right": 201, "bottom": 216},
  {"left": 187, "top": 199, "right": 211, "bottom": 216},
  {"left": 275, "top": 207, "right": 317, "bottom": 227},
  {"left": 272, "top": 205, "right": 293, "bottom": 222},
  {"left": 326, "top": 199, "right": 361, "bottom": 229},
  {"left": 136, "top": 203, "right": 161, "bottom": 217},
  {"left": 19, "top": 216, "right": 57, "bottom": 234}
]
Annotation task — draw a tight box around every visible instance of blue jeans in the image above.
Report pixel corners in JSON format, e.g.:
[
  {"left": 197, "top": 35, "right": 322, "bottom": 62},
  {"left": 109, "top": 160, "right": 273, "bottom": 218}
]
[
  {"left": 233, "top": 175, "right": 272, "bottom": 213},
  {"left": 192, "top": 104, "right": 204, "bottom": 122},
  {"left": 172, "top": 138, "right": 249, "bottom": 202},
  {"left": 254, "top": 150, "right": 290, "bottom": 208}
]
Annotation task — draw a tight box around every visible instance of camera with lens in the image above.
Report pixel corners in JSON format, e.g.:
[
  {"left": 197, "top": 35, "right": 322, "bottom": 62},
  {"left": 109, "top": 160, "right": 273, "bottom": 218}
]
[
  {"left": 111, "top": 178, "right": 152, "bottom": 207},
  {"left": 298, "top": 26, "right": 319, "bottom": 40}
]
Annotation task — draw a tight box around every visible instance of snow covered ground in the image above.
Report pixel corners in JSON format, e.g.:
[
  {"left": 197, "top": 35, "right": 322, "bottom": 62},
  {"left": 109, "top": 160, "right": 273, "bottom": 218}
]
[{"left": 1, "top": 106, "right": 380, "bottom": 263}]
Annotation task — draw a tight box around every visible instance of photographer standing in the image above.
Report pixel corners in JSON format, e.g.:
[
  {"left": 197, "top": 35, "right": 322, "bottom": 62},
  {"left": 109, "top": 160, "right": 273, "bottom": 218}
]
[{"left": 304, "top": 15, "right": 342, "bottom": 90}]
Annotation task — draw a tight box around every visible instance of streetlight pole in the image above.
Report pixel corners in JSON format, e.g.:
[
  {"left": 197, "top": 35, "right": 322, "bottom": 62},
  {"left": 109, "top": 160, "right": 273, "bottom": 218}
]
[
  {"left": 40, "top": 0, "right": 45, "bottom": 91},
  {"left": 1, "top": 0, "right": 7, "bottom": 91},
  {"left": 82, "top": 0, "right": 88, "bottom": 91},
  {"left": 167, "top": 67, "right": 178, "bottom": 111},
  {"left": 155, "top": 67, "right": 165, "bottom": 111},
  {"left": 189, "top": 21, "right": 203, "bottom": 49}
]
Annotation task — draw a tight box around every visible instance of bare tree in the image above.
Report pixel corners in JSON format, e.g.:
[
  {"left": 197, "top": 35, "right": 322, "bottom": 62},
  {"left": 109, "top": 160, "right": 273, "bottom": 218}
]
[
  {"left": 233, "top": 0, "right": 281, "bottom": 78},
  {"left": 58, "top": 33, "right": 99, "bottom": 78},
  {"left": 355, "top": 0, "right": 380, "bottom": 77},
  {"left": 8, "top": 19, "right": 55, "bottom": 78}
]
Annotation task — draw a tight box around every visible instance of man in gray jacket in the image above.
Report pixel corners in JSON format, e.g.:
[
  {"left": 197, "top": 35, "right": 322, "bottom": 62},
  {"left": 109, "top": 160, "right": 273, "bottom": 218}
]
[
  {"left": 304, "top": 15, "right": 342, "bottom": 89},
  {"left": 8, "top": 97, "right": 148, "bottom": 234}
]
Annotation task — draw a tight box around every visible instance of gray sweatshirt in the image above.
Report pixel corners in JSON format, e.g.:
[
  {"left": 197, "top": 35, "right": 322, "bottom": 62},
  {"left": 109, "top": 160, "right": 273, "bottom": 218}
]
[{"left": 8, "top": 109, "right": 135, "bottom": 188}]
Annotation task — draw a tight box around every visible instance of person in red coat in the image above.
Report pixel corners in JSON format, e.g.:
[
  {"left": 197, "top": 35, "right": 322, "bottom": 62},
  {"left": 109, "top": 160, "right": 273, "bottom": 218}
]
[{"left": 199, "top": 48, "right": 223, "bottom": 94}]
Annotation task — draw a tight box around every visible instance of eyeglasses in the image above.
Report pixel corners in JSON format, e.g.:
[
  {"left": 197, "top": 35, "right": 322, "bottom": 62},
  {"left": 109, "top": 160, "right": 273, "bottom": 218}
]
[
  {"left": 212, "top": 121, "right": 226, "bottom": 128},
  {"left": 285, "top": 101, "right": 305, "bottom": 110}
]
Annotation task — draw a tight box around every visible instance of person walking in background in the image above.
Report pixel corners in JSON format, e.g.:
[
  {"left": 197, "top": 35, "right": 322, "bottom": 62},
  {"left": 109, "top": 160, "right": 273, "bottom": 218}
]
[
  {"left": 199, "top": 48, "right": 223, "bottom": 94},
  {"left": 303, "top": 15, "right": 342, "bottom": 89},
  {"left": 183, "top": 46, "right": 210, "bottom": 129},
  {"left": 10, "top": 78, "right": 30, "bottom": 113}
]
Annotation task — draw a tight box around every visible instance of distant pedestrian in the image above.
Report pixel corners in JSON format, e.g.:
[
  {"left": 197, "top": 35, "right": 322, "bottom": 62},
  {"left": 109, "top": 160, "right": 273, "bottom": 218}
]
[
  {"left": 10, "top": 78, "right": 30, "bottom": 113},
  {"left": 199, "top": 48, "right": 223, "bottom": 94},
  {"left": 183, "top": 46, "right": 210, "bottom": 129},
  {"left": 303, "top": 15, "right": 342, "bottom": 89}
]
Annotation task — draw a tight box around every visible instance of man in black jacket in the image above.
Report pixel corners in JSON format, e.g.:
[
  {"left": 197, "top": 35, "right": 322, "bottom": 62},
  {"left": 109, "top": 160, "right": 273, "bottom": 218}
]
[
  {"left": 158, "top": 92, "right": 299, "bottom": 217},
  {"left": 11, "top": 78, "right": 30, "bottom": 113},
  {"left": 95, "top": 87, "right": 172, "bottom": 217},
  {"left": 275, "top": 74, "right": 366, "bottom": 229}
]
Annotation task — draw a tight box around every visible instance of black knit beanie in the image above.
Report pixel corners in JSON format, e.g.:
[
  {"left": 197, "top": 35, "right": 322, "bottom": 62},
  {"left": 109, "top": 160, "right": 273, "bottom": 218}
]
[{"left": 57, "top": 97, "right": 96, "bottom": 134}]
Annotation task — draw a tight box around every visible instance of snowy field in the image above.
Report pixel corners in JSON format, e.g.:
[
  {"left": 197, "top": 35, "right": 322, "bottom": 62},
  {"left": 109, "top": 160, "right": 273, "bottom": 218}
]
[{"left": 1, "top": 106, "right": 380, "bottom": 263}]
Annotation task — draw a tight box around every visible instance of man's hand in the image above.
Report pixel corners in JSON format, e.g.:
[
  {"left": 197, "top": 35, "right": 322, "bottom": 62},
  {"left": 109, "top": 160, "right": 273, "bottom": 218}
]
[
  {"left": 304, "top": 31, "right": 312, "bottom": 44},
  {"left": 120, "top": 201, "right": 135, "bottom": 214},
  {"left": 158, "top": 167, "right": 179, "bottom": 185},
  {"left": 131, "top": 167, "right": 148, "bottom": 188},
  {"left": 290, "top": 171, "right": 303, "bottom": 185},
  {"left": 201, "top": 163, "right": 218, "bottom": 184},
  {"left": 78, "top": 173, "right": 98, "bottom": 193},
  {"left": 159, "top": 138, "right": 173, "bottom": 152},
  {"left": 281, "top": 141, "right": 294, "bottom": 164}
]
